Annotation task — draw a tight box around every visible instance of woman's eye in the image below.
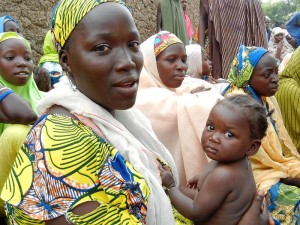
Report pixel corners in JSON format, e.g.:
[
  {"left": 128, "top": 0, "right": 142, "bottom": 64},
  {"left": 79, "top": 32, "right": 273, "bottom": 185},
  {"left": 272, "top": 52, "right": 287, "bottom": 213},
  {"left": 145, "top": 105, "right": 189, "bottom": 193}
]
[
  {"left": 25, "top": 56, "right": 32, "bottom": 61},
  {"left": 225, "top": 131, "right": 234, "bottom": 138},
  {"left": 94, "top": 44, "right": 111, "bottom": 54},
  {"left": 129, "top": 41, "right": 140, "bottom": 50},
  {"left": 167, "top": 58, "right": 176, "bottom": 62}
]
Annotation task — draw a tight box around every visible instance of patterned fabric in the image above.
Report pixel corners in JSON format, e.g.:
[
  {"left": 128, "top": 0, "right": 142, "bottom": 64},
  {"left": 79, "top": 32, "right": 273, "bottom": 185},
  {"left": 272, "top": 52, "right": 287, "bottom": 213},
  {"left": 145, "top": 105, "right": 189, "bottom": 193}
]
[
  {"left": 154, "top": 31, "right": 183, "bottom": 57},
  {"left": 286, "top": 12, "right": 300, "bottom": 46},
  {"left": 206, "top": 0, "right": 267, "bottom": 78},
  {"left": 0, "top": 32, "right": 42, "bottom": 135},
  {"left": 226, "top": 45, "right": 268, "bottom": 88},
  {"left": 275, "top": 47, "right": 300, "bottom": 151},
  {"left": 268, "top": 27, "right": 295, "bottom": 61},
  {"left": 0, "top": 15, "right": 19, "bottom": 33},
  {"left": 160, "top": 0, "right": 188, "bottom": 45},
  {"left": 53, "top": 0, "right": 125, "bottom": 48},
  {"left": 268, "top": 182, "right": 300, "bottom": 225},
  {"left": 1, "top": 114, "right": 150, "bottom": 224}
]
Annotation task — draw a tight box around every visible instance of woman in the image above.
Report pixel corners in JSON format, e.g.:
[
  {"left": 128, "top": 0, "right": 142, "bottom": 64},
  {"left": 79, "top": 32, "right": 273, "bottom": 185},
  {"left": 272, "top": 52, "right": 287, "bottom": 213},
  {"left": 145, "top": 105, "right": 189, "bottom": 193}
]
[
  {"left": 275, "top": 47, "right": 300, "bottom": 151},
  {"left": 286, "top": 12, "right": 300, "bottom": 48},
  {"left": 223, "top": 45, "right": 300, "bottom": 224},
  {"left": 268, "top": 27, "right": 294, "bottom": 62},
  {"left": 135, "top": 31, "right": 224, "bottom": 185},
  {"left": 0, "top": 1, "right": 270, "bottom": 224}
]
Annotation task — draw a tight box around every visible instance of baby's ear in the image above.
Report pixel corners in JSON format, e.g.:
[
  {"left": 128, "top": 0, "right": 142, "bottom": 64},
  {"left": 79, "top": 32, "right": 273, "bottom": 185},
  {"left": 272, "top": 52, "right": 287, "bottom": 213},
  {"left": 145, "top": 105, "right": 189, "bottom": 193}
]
[
  {"left": 59, "top": 49, "right": 71, "bottom": 73},
  {"left": 247, "top": 139, "right": 261, "bottom": 156}
]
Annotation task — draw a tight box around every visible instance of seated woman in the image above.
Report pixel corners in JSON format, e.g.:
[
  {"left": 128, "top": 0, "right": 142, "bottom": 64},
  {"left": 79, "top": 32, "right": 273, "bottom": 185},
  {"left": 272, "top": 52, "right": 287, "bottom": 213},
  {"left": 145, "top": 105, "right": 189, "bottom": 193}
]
[
  {"left": 268, "top": 27, "right": 294, "bottom": 62},
  {"left": 275, "top": 46, "right": 300, "bottom": 151},
  {"left": 135, "top": 31, "right": 225, "bottom": 185},
  {"left": 0, "top": 1, "right": 270, "bottom": 224},
  {"left": 222, "top": 45, "right": 300, "bottom": 224}
]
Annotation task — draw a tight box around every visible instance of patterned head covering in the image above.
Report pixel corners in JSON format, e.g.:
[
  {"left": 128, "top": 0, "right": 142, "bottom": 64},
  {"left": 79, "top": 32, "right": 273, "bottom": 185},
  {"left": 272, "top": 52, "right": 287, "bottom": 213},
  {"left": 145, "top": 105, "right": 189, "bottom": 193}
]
[
  {"left": 53, "top": 0, "right": 125, "bottom": 48},
  {"left": 227, "top": 45, "right": 268, "bottom": 87},
  {"left": 154, "top": 31, "right": 183, "bottom": 57},
  {"left": 0, "top": 15, "right": 19, "bottom": 33}
]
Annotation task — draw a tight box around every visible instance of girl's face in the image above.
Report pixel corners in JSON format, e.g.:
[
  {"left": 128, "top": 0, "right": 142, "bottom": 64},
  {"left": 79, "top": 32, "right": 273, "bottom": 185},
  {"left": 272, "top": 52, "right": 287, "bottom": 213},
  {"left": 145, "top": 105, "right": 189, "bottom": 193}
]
[
  {"left": 156, "top": 43, "right": 187, "bottom": 88},
  {"left": 4, "top": 21, "right": 20, "bottom": 34},
  {"left": 274, "top": 33, "right": 283, "bottom": 43},
  {"left": 61, "top": 3, "right": 143, "bottom": 114},
  {"left": 0, "top": 39, "right": 33, "bottom": 86},
  {"left": 201, "top": 104, "right": 256, "bottom": 162},
  {"left": 249, "top": 53, "right": 279, "bottom": 97}
]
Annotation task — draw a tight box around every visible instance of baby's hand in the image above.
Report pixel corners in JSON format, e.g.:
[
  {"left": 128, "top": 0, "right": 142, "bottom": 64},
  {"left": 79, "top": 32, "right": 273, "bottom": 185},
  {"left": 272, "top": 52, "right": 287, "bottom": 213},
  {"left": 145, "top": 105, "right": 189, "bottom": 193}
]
[{"left": 159, "top": 165, "right": 175, "bottom": 189}]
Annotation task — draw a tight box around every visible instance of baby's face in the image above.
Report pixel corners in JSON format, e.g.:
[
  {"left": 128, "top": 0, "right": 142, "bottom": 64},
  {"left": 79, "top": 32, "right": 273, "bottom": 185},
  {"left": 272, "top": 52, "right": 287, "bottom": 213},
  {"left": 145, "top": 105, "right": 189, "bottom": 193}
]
[{"left": 201, "top": 104, "right": 253, "bottom": 163}]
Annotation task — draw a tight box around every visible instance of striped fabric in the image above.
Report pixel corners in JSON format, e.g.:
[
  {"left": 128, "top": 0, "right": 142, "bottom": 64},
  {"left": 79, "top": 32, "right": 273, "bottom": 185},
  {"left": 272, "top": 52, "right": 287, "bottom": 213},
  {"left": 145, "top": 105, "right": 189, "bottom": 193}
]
[
  {"left": 208, "top": 0, "right": 267, "bottom": 78},
  {"left": 275, "top": 47, "right": 300, "bottom": 151}
]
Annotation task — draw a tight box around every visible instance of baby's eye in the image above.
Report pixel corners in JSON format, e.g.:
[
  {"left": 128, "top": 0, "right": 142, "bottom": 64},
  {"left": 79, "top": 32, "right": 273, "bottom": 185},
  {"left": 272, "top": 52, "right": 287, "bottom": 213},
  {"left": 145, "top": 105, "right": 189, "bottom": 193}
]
[
  {"left": 5, "top": 56, "right": 14, "bottom": 60},
  {"left": 94, "top": 44, "right": 111, "bottom": 55},
  {"left": 207, "top": 125, "right": 214, "bottom": 131},
  {"left": 25, "top": 56, "right": 32, "bottom": 61},
  {"left": 182, "top": 58, "right": 187, "bottom": 63},
  {"left": 264, "top": 73, "right": 270, "bottom": 78},
  {"left": 224, "top": 131, "right": 234, "bottom": 138}
]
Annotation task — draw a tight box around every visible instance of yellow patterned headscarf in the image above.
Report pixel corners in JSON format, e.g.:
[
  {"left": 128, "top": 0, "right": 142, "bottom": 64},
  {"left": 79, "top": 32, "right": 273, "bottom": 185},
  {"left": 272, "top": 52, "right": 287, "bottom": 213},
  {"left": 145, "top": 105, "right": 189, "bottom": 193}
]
[
  {"left": 154, "top": 31, "right": 183, "bottom": 57},
  {"left": 53, "top": 0, "right": 125, "bottom": 48}
]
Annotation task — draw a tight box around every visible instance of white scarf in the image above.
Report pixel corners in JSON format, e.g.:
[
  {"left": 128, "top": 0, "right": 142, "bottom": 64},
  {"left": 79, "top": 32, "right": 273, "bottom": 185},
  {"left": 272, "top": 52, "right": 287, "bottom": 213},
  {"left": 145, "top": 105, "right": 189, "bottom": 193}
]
[{"left": 38, "top": 76, "right": 178, "bottom": 225}]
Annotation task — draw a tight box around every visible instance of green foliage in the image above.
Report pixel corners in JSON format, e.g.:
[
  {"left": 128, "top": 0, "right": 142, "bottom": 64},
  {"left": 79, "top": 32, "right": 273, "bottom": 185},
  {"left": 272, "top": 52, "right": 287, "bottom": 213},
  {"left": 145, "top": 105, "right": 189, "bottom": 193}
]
[{"left": 262, "top": 0, "right": 299, "bottom": 25}]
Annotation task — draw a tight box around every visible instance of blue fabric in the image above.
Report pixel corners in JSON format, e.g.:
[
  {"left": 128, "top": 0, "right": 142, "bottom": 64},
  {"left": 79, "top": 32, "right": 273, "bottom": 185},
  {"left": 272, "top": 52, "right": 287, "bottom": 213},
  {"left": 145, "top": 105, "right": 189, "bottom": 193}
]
[
  {"left": 286, "top": 12, "right": 300, "bottom": 46},
  {"left": 0, "top": 15, "right": 19, "bottom": 33},
  {"left": 0, "top": 89, "right": 13, "bottom": 102}
]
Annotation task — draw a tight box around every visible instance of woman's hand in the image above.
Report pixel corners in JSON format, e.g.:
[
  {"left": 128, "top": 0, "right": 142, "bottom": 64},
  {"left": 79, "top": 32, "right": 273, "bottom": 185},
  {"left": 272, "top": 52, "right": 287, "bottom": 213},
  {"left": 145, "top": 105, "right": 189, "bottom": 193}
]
[{"left": 238, "top": 190, "right": 274, "bottom": 225}]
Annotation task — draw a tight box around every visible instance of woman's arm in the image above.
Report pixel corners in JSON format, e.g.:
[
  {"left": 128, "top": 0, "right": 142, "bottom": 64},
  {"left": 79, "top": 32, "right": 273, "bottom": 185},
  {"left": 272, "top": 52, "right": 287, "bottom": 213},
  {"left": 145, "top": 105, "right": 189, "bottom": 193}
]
[{"left": 0, "top": 86, "right": 37, "bottom": 124}]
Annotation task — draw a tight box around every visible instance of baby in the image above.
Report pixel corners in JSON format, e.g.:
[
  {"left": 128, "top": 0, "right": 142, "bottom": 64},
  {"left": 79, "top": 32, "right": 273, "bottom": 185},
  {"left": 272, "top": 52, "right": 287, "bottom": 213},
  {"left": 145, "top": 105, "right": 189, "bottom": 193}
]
[{"left": 160, "top": 94, "right": 269, "bottom": 225}]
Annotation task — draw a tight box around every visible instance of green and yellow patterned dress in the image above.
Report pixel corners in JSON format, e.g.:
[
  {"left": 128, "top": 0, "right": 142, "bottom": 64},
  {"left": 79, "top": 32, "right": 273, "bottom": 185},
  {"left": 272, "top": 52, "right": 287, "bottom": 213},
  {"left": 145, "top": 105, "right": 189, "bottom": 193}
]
[{"left": 1, "top": 114, "right": 150, "bottom": 225}]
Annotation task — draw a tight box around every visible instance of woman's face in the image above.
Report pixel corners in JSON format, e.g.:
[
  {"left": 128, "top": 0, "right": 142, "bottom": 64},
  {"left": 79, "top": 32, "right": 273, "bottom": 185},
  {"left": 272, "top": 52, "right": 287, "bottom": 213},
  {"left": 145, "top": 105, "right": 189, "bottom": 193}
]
[
  {"left": 156, "top": 43, "right": 187, "bottom": 88},
  {"left": 0, "top": 39, "right": 33, "bottom": 86},
  {"left": 274, "top": 33, "right": 284, "bottom": 43},
  {"left": 61, "top": 3, "right": 143, "bottom": 114},
  {"left": 249, "top": 53, "right": 279, "bottom": 97}
]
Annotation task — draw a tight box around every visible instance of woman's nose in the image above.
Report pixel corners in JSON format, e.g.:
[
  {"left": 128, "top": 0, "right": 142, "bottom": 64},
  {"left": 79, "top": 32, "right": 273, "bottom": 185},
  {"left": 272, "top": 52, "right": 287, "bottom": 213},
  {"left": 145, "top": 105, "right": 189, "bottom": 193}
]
[
  {"left": 16, "top": 58, "right": 26, "bottom": 67},
  {"left": 115, "top": 49, "right": 136, "bottom": 71}
]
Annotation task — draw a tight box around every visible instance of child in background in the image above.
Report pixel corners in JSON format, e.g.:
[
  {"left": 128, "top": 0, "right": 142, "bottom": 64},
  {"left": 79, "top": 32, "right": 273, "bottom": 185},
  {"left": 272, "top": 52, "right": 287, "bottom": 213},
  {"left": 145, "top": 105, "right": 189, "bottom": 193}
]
[
  {"left": 160, "top": 94, "right": 269, "bottom": 225},
  {"left": 38, "top": 30, "right": 63, "bottom": 86},
  {"left": 0, "top": 15, "right": 20, "bottom": 33},
  {"left": 0, "top": 32, "right": 41, "bottom": 135}
]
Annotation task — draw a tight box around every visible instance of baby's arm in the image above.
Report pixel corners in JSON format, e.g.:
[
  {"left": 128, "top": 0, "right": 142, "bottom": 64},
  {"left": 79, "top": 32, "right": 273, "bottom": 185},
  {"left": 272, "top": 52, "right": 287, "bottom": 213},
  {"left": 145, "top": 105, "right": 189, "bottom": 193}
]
[{"left": 161, "top": 165, "right": 233, "bottom": 223}]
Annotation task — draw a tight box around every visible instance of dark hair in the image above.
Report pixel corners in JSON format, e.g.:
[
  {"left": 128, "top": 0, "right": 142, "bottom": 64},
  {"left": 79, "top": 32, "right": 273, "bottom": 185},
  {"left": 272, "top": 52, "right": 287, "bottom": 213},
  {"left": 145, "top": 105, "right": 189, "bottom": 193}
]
[{"left": 217, "top": 95, "right": 268, "bottom": 139}]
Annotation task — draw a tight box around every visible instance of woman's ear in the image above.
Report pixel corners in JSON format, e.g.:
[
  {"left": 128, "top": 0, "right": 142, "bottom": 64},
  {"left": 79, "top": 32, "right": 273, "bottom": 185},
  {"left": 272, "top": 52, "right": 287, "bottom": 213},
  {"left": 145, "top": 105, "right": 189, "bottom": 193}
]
[
  {"left": 246, "top": 139, "right": 261, "bottom": 157},
  {"left": 59, "top": 49, "right": 71, "bottom": 73}
]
